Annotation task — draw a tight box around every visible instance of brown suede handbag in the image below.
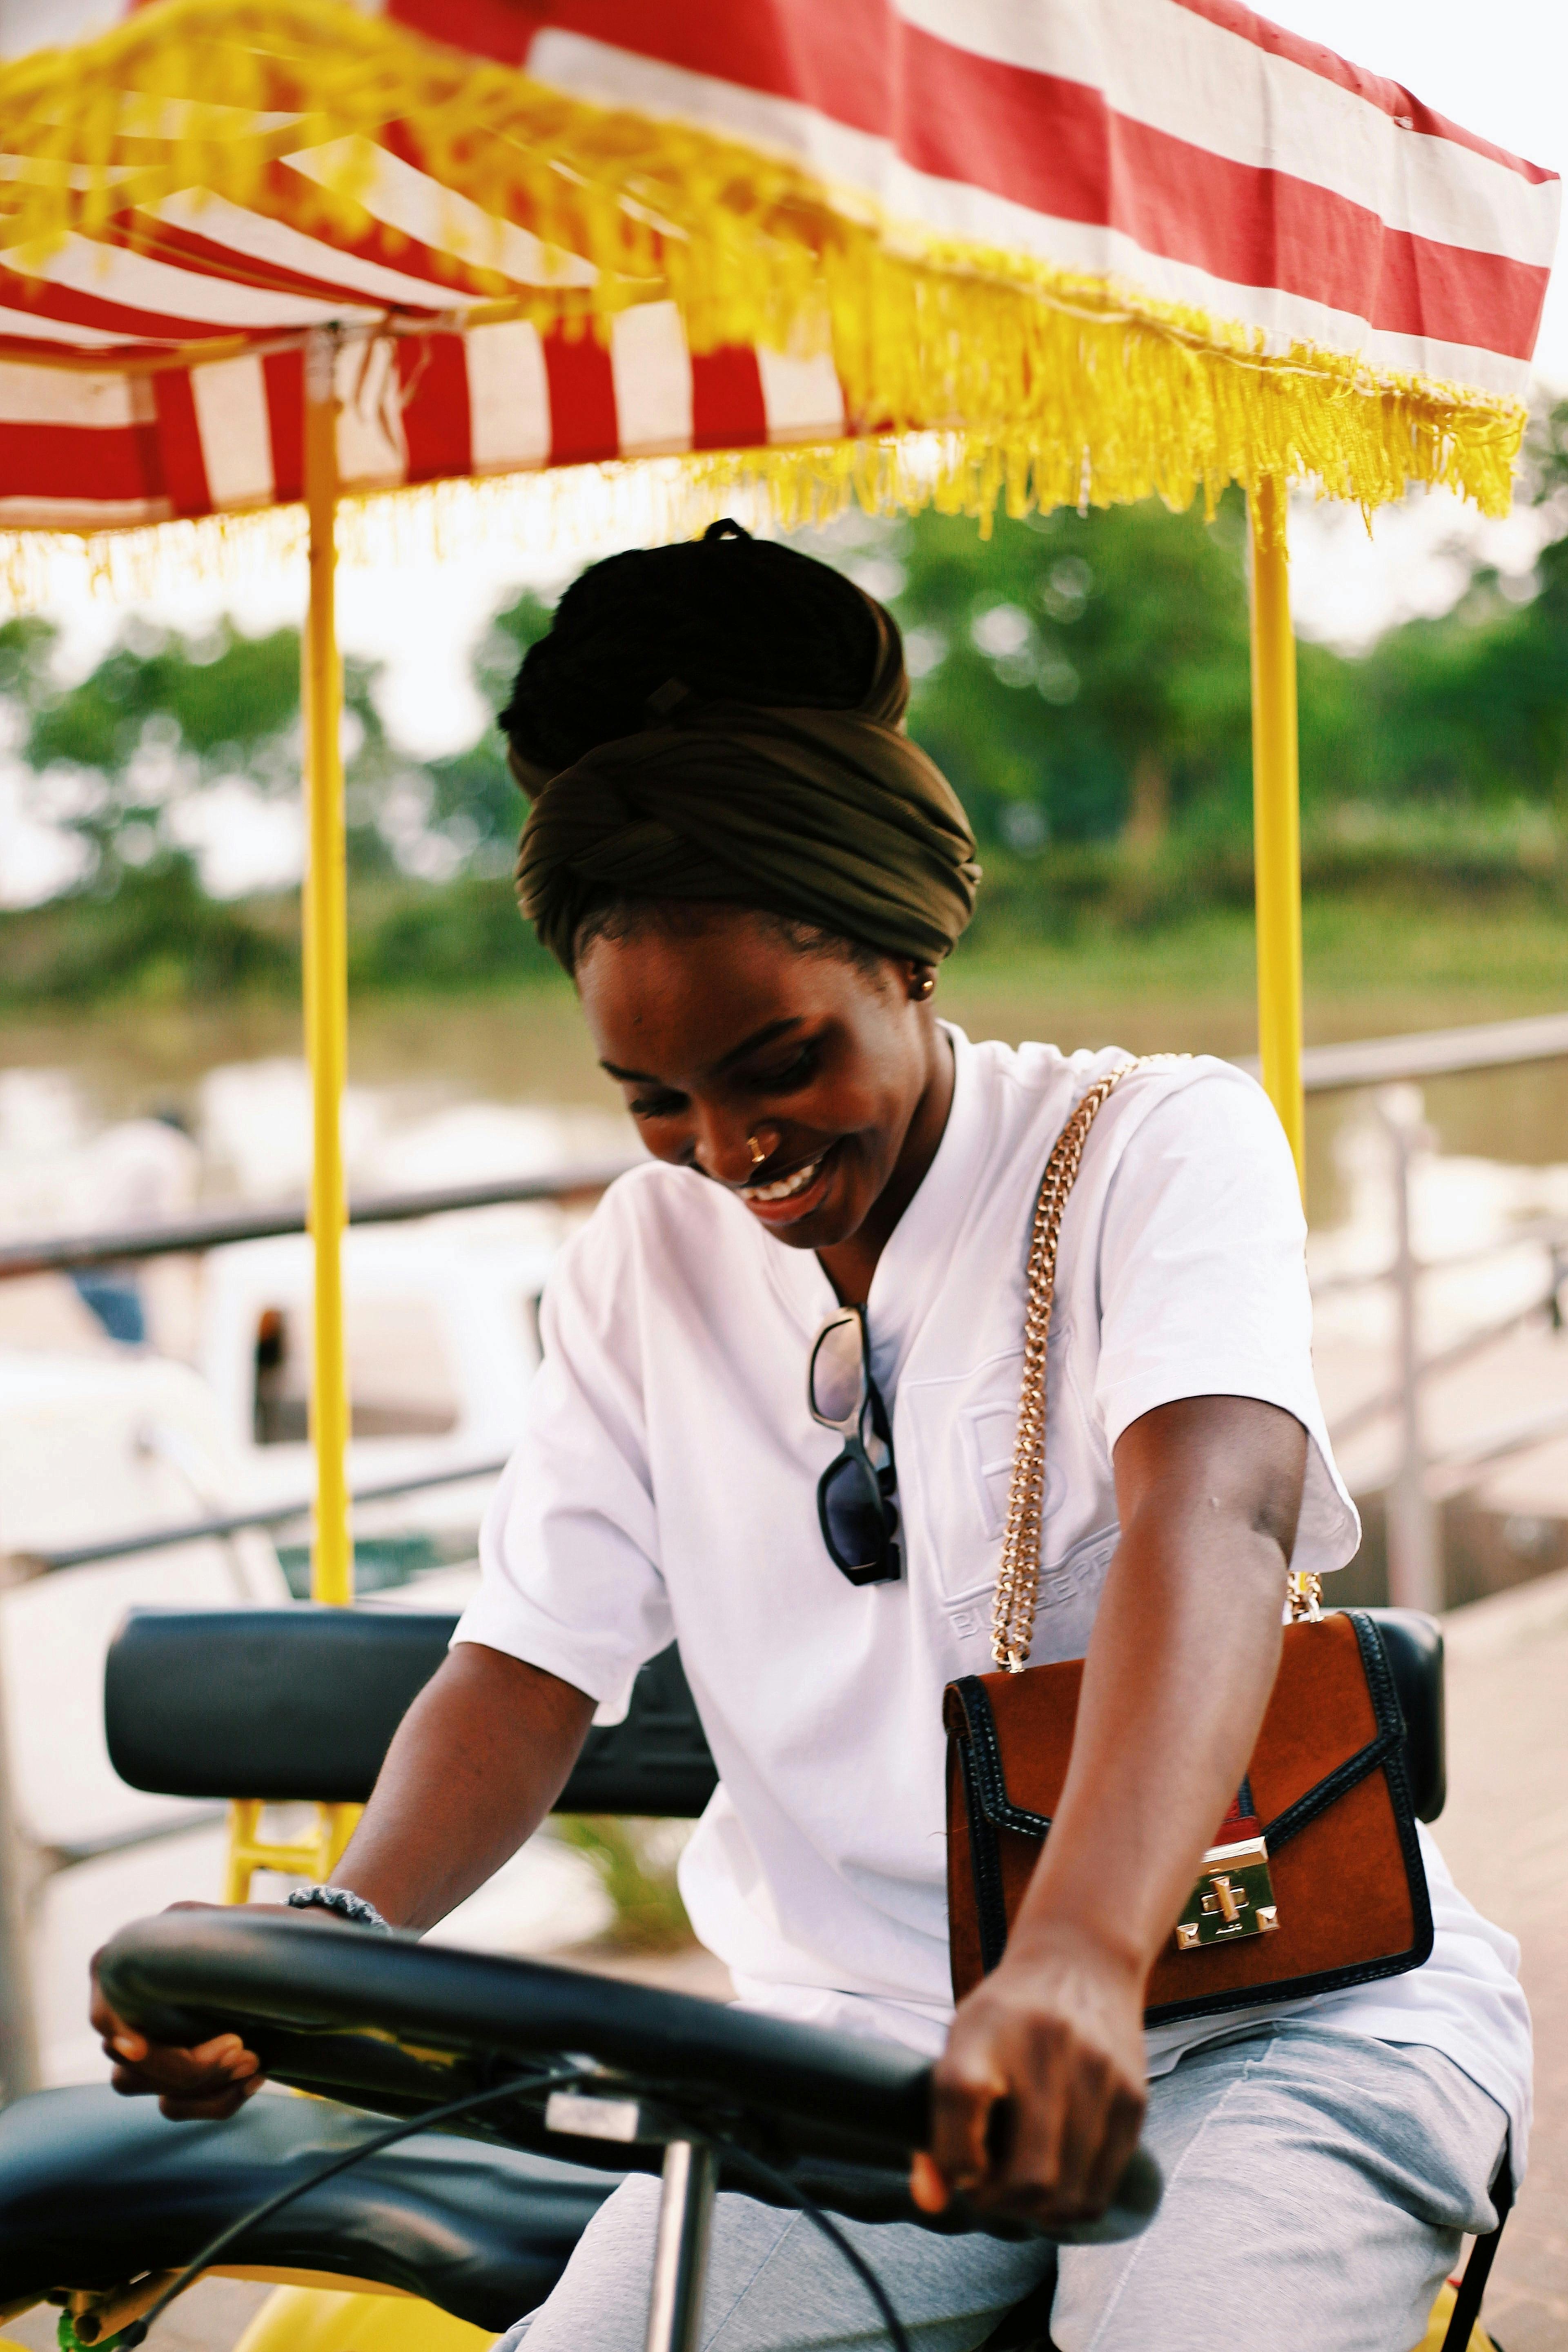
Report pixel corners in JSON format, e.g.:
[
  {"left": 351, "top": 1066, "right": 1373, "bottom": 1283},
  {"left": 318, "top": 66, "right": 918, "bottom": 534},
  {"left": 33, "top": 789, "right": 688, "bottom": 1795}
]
[{"left": 944, "top": 1060, "right": 1437, "bottom": 2023}]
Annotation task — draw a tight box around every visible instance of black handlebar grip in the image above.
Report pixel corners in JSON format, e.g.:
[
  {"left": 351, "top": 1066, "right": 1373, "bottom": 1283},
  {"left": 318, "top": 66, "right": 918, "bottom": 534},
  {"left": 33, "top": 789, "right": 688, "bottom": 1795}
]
[{"left": 98, "top": 1910, "right": 1161, "bottom": 2244}]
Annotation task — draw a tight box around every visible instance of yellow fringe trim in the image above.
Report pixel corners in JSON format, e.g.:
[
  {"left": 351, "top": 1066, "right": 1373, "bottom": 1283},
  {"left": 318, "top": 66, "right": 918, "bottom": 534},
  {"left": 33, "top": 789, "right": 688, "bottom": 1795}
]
[
  {"left": 0, "top": 441, "right": 920, "bottom": 609},
  {"left": 0, "top": 0, "right": 1530, "bottom": 601}
]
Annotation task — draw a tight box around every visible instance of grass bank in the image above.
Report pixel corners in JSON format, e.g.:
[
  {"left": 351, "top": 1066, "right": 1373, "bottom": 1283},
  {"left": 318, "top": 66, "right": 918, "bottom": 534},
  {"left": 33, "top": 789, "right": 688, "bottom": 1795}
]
[
  {"left": 2, "top": 879, "right": 1563, "bottom": 1230},
  {"left": 2, "top": 833, "right": 1565, "bottom": 1021}
]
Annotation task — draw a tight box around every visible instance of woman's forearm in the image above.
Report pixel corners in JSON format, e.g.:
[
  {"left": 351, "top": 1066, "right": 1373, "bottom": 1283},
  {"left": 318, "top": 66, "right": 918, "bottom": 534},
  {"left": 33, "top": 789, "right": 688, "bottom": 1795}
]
[
  {"left": 330, "top": 1643, "right": 597, "bottom": 1933},
  {"left": 1008, "top": 1394, "right": 1303, "bottom": 1980}
]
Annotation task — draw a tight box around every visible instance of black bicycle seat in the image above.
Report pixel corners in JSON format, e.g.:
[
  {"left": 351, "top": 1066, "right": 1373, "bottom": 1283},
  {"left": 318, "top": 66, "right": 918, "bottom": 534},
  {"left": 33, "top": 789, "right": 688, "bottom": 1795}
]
[
  {"left": 0, "top": 2083, "right": 615, "bottom": 2330},
  {"left": 96, "top": 1910, "right": 1161, "bottom": 2246}
]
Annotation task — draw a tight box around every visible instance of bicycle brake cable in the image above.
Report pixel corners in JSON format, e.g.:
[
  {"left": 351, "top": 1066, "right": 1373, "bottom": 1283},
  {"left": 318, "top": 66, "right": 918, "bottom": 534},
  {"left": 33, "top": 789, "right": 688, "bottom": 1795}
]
[
  {"left": 117, "top": 2068, "right": 916, "bottom": 2352},
  {"left": 118, "top": 2061, "right": 593, "bottom": 2347},
  {"left": 703, "top": 2137, "right": 913, "bottom": 2352}
]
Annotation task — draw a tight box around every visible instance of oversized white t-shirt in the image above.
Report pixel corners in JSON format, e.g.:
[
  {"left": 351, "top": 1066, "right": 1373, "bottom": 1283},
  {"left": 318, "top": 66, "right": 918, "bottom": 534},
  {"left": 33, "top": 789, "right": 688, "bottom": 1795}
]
[{"left": 457, "top": 1031, "right": 1531, "bottom": 2164}]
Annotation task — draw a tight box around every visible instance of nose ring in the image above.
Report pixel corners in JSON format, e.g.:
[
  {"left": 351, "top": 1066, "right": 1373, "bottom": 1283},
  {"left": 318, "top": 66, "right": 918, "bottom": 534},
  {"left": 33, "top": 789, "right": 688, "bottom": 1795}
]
[{"left": 747, "top": 1134, "right": 768, "bottom": 1169}]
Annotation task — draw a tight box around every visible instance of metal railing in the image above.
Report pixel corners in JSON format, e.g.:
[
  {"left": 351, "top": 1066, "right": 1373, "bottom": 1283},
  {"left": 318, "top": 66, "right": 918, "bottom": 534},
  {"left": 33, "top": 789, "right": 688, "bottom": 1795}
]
[
  {"left": 1322, "top": 1156, "right": 1568, "bottom": 1607},
  {"left": 0, "top": 1163, "right": 632, "bottom": 1575},
  {"left": 0, "top": 1162, "right": 628, "bottom": 2095},
  {"left": 16, "top": 1455, "right": 511, "bottom": 1576},
  {"left": 7, "top": 1011, "right": 1567, "bottom": 1290},
  {"left": 1294, "top": 1028, "right": 1568, "bottom": 1610},
  {"left": 0, "top": 1160, "right": 635, "bottom": 1283},
  {"left": 1259, "top": 1009, "right": 1568, "bottom": 1095}
]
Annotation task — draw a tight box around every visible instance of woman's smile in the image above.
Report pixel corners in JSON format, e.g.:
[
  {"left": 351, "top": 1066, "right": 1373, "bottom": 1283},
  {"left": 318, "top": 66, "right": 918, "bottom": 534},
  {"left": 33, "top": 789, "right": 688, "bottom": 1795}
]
[
  {"left": 577, "top": 910, "right": 953, "bottom": 1291},
  {"left": 738, "top": 1140, "right": 839, "bottom": 1225}
]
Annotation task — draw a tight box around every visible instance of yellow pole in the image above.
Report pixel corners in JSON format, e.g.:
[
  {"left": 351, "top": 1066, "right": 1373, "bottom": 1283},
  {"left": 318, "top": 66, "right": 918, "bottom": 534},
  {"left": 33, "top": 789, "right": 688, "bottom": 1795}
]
[
  {"left": 1248, "top": 476, "right": 1305, "bottom": 1195},
  {"left": 302, "top": 329, "right": 352, "bottom": 1604}
]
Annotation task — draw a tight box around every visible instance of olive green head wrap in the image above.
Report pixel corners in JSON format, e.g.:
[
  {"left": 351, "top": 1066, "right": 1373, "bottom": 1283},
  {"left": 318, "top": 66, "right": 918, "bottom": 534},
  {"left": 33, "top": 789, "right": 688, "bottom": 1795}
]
[{"left": 513, "top": 584, "right": 980, "bottom": 975}]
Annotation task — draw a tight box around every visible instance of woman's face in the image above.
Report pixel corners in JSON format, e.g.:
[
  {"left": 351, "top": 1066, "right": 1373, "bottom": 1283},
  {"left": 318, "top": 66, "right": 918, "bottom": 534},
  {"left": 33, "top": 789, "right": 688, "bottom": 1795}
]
[{"left": 577, "top": 906, "right": 947, "bottom": 1254}]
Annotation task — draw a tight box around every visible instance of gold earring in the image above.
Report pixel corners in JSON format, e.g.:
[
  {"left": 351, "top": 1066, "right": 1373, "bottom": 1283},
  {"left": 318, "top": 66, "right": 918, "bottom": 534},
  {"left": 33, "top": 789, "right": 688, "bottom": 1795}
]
[{"left": 911, "top": 968, "right": 935, "bottom": 1001}]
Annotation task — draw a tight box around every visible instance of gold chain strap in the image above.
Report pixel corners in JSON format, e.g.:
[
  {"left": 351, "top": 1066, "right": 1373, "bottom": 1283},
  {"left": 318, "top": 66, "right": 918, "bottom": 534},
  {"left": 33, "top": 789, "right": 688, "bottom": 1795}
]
[{"left": 991, "top": 1059, "right": 1144, "bottom": 1673}]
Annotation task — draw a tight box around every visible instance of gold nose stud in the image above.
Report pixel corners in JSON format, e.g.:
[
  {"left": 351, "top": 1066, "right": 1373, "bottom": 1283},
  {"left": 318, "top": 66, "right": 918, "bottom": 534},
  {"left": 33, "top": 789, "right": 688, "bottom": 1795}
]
[{"left": 747, "top": 1134, "right": 768, "bottom": 1168}]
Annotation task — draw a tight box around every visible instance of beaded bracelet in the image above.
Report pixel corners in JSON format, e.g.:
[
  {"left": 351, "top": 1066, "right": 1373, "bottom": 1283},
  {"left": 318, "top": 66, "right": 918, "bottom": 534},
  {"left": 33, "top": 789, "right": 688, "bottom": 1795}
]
[{"left": 286, "top": 1883, "right": 392, "bottom": 1933}]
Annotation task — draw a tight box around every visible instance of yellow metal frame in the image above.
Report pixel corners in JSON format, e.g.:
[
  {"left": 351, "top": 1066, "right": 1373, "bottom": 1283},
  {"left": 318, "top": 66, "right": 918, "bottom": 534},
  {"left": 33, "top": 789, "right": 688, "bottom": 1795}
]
[
  {"left": 233, "top": 2284, "right": 497, "bottom": 2352},
  {"left": 1248, "top": 477, "right": 1305, "bottom": 1194},
  {"left": 223, "top": 332, "right": 355, "bottom": 1903},
  {"left": 303, "top": 327, "right": 353, "bottom": 1608},
  {"left": 223, "top": 1797, "right": 361, "bottom": 1905}
]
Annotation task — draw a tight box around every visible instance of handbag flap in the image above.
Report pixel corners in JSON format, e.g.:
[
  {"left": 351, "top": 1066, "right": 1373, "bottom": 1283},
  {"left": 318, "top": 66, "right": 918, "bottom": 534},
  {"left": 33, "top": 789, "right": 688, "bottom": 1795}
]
[{"left": 948, "top": 1613, "right": 1407, "bottom": 1852}]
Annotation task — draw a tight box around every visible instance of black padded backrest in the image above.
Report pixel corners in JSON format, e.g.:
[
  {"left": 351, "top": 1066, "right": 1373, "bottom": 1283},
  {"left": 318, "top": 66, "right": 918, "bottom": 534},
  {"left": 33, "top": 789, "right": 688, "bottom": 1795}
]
[
  {"left": 104, "top": 1603, "right": 1441, "bottom": 1828},
  {"left": 104, "top": 1608, "right": 718, "bottom": 1817},
  {"left": 1364, "top": 1606, "right": 1445, "bottom": 1823}
]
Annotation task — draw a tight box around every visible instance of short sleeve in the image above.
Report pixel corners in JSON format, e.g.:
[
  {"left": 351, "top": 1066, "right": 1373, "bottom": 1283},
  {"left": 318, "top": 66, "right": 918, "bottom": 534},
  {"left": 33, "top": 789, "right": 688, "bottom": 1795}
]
[
  {"left": 453, "top": 1200, "right": 675, "bottom": 1704},
  {"left": 1091, "top": 1069, "right": 1360, "bottom": 1577}
]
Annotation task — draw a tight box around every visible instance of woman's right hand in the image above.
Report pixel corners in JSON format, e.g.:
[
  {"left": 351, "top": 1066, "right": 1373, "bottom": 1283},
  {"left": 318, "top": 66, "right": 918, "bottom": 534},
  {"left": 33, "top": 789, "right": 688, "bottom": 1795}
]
[{"left": 89, "top": 1904, "right": 266, "bottom": 2120}]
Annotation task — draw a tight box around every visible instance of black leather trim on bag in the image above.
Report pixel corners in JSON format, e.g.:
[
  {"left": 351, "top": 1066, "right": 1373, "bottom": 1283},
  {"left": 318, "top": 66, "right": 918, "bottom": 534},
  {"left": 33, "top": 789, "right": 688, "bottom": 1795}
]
[
  {"left": 947, "top": 1675, "right": 1053, "bottom": 1841},
  {"left": 1368, "top": 1608, "right": 1445, "bottom": 1821},
  {"left": 951, "top": 1731, "right": 1012, "bottom": 1977},
  {"left": 1345, "top": 1610, "right": 1435, "bottom": 1975}
]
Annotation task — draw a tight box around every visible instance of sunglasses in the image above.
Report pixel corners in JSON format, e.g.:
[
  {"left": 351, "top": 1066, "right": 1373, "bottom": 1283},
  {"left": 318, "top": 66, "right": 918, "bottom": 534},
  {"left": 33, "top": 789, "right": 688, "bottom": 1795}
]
[{"left": 807, "top": 1305, "right": 902, "bottom": 1587}]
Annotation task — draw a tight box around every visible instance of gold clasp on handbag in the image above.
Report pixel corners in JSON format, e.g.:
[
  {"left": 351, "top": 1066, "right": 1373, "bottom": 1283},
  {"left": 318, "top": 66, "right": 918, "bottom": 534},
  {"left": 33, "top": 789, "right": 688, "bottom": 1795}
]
[{"left": 1174, "top": 1835, "right": 1279, "bottom": 1951}]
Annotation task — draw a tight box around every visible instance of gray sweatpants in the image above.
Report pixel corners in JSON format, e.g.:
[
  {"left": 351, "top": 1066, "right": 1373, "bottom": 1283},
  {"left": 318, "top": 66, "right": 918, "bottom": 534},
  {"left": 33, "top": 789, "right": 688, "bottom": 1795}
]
[{"left": 502, "top": 2024, "right": 1508, "bottom": 2352}]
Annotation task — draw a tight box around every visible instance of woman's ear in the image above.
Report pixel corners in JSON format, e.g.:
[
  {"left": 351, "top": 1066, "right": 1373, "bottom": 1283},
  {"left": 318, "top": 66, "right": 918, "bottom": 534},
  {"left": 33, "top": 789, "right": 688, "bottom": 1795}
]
[{"left": 908, "top": 962, "right": 937, "bottom": 1002}]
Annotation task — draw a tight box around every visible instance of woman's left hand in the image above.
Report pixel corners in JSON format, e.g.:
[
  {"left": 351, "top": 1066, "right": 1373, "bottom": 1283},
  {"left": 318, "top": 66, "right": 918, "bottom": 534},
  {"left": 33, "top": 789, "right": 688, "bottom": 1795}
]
[{"left": 912, "top": 1924, "right": 1146, "bottom": 2223}]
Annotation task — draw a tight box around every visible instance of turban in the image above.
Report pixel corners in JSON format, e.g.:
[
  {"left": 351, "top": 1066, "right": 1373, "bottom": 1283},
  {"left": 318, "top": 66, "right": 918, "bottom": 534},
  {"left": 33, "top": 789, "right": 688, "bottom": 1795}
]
[{"left": 513, "top": 597, "right": 980, "bottom": 973}]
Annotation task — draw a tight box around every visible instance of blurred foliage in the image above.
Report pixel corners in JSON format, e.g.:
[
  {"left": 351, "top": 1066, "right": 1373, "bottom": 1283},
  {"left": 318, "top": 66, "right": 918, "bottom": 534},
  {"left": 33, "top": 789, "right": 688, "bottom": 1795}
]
[
  {"left": 24, "top": 616, "right": 303, "bottom": 773},
  {"left": 2, "top": 399, "right": 1566, "bottom": 1004},
  {"left": 0, "top": 871, "right": 561, "bottom": 1004},
  {"left": 1307, "top": 400, "right": 1568, "bottom": 818},
  {"left": 0, "top": 858, "right": 296, "bottom": 1004},
  {"left": 1, "top": 613, "right": 414, "bottom": 897},
  {"left": 888, "top": 490, "right": 1254, "bottom": 849},
  {"left": 555, "top": 1815, "right": 695, "bottom": 1953},
  {"left": 868, "top": 392, "right": 1568, "bottom": 855}
]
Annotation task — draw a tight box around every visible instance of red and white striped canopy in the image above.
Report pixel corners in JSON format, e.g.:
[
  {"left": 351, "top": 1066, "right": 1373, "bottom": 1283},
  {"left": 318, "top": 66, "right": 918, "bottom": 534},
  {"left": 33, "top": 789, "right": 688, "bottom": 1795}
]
[
  {"left": 0, "top": 0, "right": 1555, "bottom": 543},
  {"left": 504, "top": 0, "right": 1558, "bottom": 400}
]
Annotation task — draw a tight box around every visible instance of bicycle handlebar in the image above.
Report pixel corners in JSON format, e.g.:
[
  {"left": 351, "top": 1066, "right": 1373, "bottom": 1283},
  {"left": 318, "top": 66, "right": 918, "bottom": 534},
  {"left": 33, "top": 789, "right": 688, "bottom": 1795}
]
[{"left": 98, "top": 1911, "right": 1161, "bottom": 2246}]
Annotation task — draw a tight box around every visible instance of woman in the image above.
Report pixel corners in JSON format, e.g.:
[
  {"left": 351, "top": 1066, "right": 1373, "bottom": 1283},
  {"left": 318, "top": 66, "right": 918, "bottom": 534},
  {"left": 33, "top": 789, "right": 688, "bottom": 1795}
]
[{"left": 97, "top": 525, "right": 1528, "bottom": 2351}]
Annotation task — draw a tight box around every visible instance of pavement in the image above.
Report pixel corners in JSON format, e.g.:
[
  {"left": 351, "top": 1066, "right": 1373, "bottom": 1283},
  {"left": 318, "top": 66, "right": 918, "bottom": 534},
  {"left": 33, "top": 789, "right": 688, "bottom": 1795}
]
[{"left": 1426, "top": 1566, "right": 1568, "bottom": 2352}]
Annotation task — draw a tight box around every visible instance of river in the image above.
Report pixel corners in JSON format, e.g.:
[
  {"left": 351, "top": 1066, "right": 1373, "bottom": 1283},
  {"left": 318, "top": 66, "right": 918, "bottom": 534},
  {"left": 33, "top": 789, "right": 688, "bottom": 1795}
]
[{"left": 2, "top": 966, "right": 1565, "bottom": 1232}]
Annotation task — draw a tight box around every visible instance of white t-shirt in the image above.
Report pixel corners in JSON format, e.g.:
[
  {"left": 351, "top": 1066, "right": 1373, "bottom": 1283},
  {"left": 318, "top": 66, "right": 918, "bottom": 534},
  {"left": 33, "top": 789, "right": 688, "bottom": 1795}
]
[{"left": 457, "top": 1029, "right": 1532, "bottom": 2166}]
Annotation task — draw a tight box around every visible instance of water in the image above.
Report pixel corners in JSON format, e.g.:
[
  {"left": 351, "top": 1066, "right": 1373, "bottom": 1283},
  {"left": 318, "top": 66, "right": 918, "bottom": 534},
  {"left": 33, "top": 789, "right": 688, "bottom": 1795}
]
[{"left": 2, "top": 974, "right": 1564, "bottom": 1233}]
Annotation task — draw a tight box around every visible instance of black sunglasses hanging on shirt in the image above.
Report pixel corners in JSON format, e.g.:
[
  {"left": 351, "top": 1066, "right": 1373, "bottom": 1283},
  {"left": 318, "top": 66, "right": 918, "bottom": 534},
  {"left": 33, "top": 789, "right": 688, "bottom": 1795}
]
[{"left": 807, "top": 1305, "right": 902, "bottom": 1586}]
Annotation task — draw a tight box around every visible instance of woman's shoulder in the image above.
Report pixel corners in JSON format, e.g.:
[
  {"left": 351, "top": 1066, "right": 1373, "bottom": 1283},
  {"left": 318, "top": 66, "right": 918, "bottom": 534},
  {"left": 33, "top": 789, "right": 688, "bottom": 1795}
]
[
  {"left": 967, "top": 1033, "right": 1270, "bottom": 1151},
  {"left": 955, "top": 1036, "right": 1295, "bottom": 1241}
]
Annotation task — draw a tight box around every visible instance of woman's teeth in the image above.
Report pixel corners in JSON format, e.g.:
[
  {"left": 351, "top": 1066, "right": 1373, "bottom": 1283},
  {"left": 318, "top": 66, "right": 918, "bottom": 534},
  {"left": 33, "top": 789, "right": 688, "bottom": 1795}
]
[{"left": 747, "top": 1155, "right": 824, "bottom": 1203}]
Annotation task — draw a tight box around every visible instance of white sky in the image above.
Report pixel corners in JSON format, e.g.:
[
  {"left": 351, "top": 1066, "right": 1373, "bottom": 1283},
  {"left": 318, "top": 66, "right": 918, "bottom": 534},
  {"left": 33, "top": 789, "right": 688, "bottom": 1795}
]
[
  {"left": 5, "top": 0, "right": 1565, "bottom": 902},
  {"left": 1261, "top": 0, "right": 1566, "bottom": 383}
]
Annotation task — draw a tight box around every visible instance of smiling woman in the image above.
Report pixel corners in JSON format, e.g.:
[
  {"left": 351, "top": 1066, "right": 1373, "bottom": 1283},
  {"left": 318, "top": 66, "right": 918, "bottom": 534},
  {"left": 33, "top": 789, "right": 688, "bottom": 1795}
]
[
  {"left": 95, "top": 522, "right": 1530, "bottom": 2352},
  {"left": 503, "top": 519, "right": 973, "bottom": 1303},
  {"left": 581, "top": 915, "right": 954, "bottom": 1303}
]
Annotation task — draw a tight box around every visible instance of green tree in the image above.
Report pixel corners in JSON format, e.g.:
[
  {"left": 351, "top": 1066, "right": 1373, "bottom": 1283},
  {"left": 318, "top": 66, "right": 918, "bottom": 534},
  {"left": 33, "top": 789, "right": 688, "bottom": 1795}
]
[
  {"left": 825, "top": 496, "right": 1256, "bottom": 853},
  {"left": 1314, "top": 397, "right": 1568, "bottom": 818},
  {"left": 12, "top": 613, "right": 412, "bottom": 894}
]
